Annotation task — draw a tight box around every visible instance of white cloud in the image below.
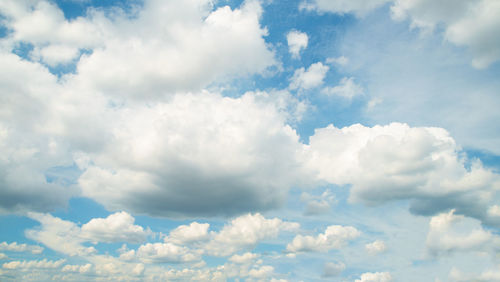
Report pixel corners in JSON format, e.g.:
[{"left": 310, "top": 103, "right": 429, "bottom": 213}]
[
  {"left": 326, "top": 56, "right": 349, "bottom": 66},
  {"left": 248, "top": 265, "right": 274, "bottom": 279},
  {"left": 322, "top": 261, "right": 345, "bottom": 277},
  {"left": 206, "top": 213, "right": 299, "bottom": 256},
  {"left": 80, "top": 211, "right": 149, "bottom": 244},
  {"left": 78, "top": 92, "right": 312, "bottom": 217},
  {"left": 286, "top": 225, "right": 360, "bottom": 253},
  {"left": 487, "top": 205, "right": 500, "bottom": 217},
  {"left": 391, "top": 0, "right": 500, "bottom": 68},
  {"left": 0, "top": 253, "right": 7, "bottom": 260},
  {"left": 0, "top": 52, "right": 77, "bottom": 214},
  {"left": 166, "top": 222, "right": 210, "bottom": 245},
  {"left": 300, "top": 0, "right": 391, "bottom": 16},
  {"left": 62, "top": 263, "right": 92, "bottom": 274},
  {"left": 306, "top": 123, "right": 500, "bottom": 226},
  {"left": 355, "top": 271, "right": 393, "bottom": 282},
  {"left": 32, "top": 44, "right": 80, "bottom": 67},
  {"left": 289, "top": 62, "right": 329, "bottom": 90},
  {"left": 300, "top": 189, "right": 336, "bottom": 215},
  {"left": 426, "top": 210, "right": 500, "bottom": 256},
  {"left": 0, "top": 242, "right": 43, "bottom": 254},
  {"left": 322, "top": 77, "right": 364, "bottom": 99},
  {"left": 365, "top": 240, "right": 387, "bottom": 255},
  {"left": 229, "top": 252, "right": 259, "bottom": 264},
  {"left": 136, "top": 242, "right": 202, "bottom": 263},
  {"left": 25, "top": 213, "right": 97, "bottom": 256},
  {"left": 2, "top": 259, "right": 66, "bottom": 270},
  {"left": 25, "top": 212, "right": 149, "bottom": 256},
  {"left": 287, "top": 30, "right": 308, "bottom": 58}
]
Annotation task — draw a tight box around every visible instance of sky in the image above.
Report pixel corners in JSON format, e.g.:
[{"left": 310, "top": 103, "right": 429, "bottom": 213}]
[{"left": 0, "top": 0, "right": 500, "bottom": 281}]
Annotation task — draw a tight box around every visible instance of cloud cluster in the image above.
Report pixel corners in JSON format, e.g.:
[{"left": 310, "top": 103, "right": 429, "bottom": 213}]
[
  {"left": 289, "top": 62, "right": 329, "bottom": 90},
  {"left": 286, "top": 225, "right": 360, "bottom": 253},
  {"left": 355, "top": 271, "right": 392, "bottom": 282},
  {"left": 26, "top": 211, "right": 148, "bottom": 256},
  {"left": 302, "top": 0, "right": 500, "bottom": 68},
  {"left": 287, "top": 30, "right": 308, "bottom": 58},
  {"left": 0, "top": 242, "right": 43, "bottom": 254},
  {"left": 426, "top": 210, "right": 500, "bottom": 257},
  {"left": 306, "top": 123, "right": 500, "bottom": 226}
]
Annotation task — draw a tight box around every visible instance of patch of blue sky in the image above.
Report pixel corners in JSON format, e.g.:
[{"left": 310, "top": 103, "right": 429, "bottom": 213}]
[
  {"left": 53, "top": 0, "right": 143, "bottom": 20},
  {"left": 0, "top": 216, "right": 41, "bottom": 245}
]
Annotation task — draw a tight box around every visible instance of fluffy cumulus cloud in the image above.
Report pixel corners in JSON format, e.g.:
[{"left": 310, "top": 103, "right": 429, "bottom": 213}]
[
  {"left": 287, "top": 30, "right": 308, "bottom": 58},
  {"left": 355, "top": 272, "right": 393, "bottom": 282},
  {"left": 78, "top": 92, "right": 312, "bottom": 217},
  {"left": 165, "top": 222, "right": 210, "bottom": 245},
  {"left": 322, "top": 77, "right": 364, "bottom": 99},
  {"left": 0, "top": 242, "right": 43, "bottom": 254},
  {"left": 300, "top": 189, "right": 336, "bottom": 215},
  {"left": 391, "top": 0, "right": 500, "bottom": 68},
  {"left": 289, "top": 62, "right": 329, "bottom": 90},
  {"left": 80, "top": 211, "right": 149, "bottom": 244},
  {"left": 426, "top": 210, "right": 500, "bottom": 257},
  {"left": 302, "top": 0, "right": 500, "bottom": 68},
  {"left": 0, "top": 52, "right": 77, "bottom": 214},
  {"left": 26, "top": 211, "right": 149, "bottom": 256},
  {"left": 306, "top": 123, "right": 500, "bottom": 226},
  {"left": 136, "top": 242, "right": 202, "bottom": 263},
  {"left": 205, "top": 213, "right": 299, "bottom": 256},
  {"left": 322, "top": 261, "right": 346, "bottom": 277},
  {"left": 365, "top": 240, "right": 387, "bottom": 255},
  {"left": 2, "top": 259, "right": 66, "bottom": 270},
  {"left": 286, "top": 225, "right": 360, "bottom": 253}
]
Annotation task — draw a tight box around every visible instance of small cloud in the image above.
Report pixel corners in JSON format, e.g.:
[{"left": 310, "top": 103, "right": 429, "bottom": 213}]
[
  {"left": 322, "top": 77, "right": 363, "bottom": 99},
  {"left": 326, "top": 56, "right": 349, "bottom": 66},
  {"left": 289, "top": 62, "right": 329, "bottom": 90},
  {"left": 287, "top": 30, "right": 308, "bottom": 59},
  {"left": 322, "top": 261, "right": 345, "bottom": 277},
  {"left": 365, "top": 240, "right": 387, "bottom": 255}
]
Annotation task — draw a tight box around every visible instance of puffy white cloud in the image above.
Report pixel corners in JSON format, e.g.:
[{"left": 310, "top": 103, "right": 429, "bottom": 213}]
[
  {"left": 2, "top": 259, "right": 66, "bottom": 270},
  {"left": 426, "top": 210, "right": 500, "bottom": 256},
  {"left": 326, "top": 56, "right": 349, "bottom": 66},
  {"left": 78, "top": 92, "right": 312, "bottom": 217},
  {"left": 391, "top": 0, "right": 500, "bottom": 68},
  {"left": 0, "top": 242, "right": 43, "bottom": 254},
  {"left": 321, "top": 77, "right": 364, "bottom": 99},
  {"left": 80, "top": 211, "right": 149, "bottom": 244},
  {"left": 322, "top": 261, "right": 345, "bottom": 277},
  {"left": 287, "top": 30, "right": 308, "bottom": 58},
  {"left": 300, "top": 0, "right": 391, "bottom": 16},
  {"left": 306, "top": 123, "right": 500, "bottom": 226},
  {"left": 70, "top": 0, "right": 276, "bottom": 99},
  {"left": 289, "top": 62, "right": 329, "bottom": 90},
  {"left": 0, "top": 253, "right": 7, "bottom": 260},
  {"left": 136, "top": 242, "right": 202, "bottom": 263},
  {"left": 0, "top": 0, "right": 276, "bottom": 95},
  {"left": 206, "top": 213, "right": 299, "bottom": 256},
  {"left": 0, "top": 52, "right": 77, "bottom": 214},
  {"left": 248, "top": 265, "right": 274, "bottom": 279},
  {"left": 26, "top": 212, "right": 149, "bottom": 256},
  {"left": 300, "top": 189, "right": 336, "bottom": 215},
  {"left": 286, "top": 225, "right": 360, "bottom": 253},
  {"left": 355, "top": 271, "right": 393, "bottom": 282},
  {"left": 365, "top": 240, "right": 387, "bottom": 255},
  {"left": 166, "top": 222, "right": 210, "bottom": 245},
  {"left": 62, "top": 263, "right": 92, "bottom": 274},
  {"left": 25, "top": 213, "right": 97, "bottom": 256},
  {"left": 229, "top": 252, "right": 259, "bottom": 264}
]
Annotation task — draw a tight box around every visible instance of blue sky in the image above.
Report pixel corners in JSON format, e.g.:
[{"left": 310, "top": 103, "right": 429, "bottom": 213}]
[{"left": 1, "top": 0, "right": 500, "bottom": 281}]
